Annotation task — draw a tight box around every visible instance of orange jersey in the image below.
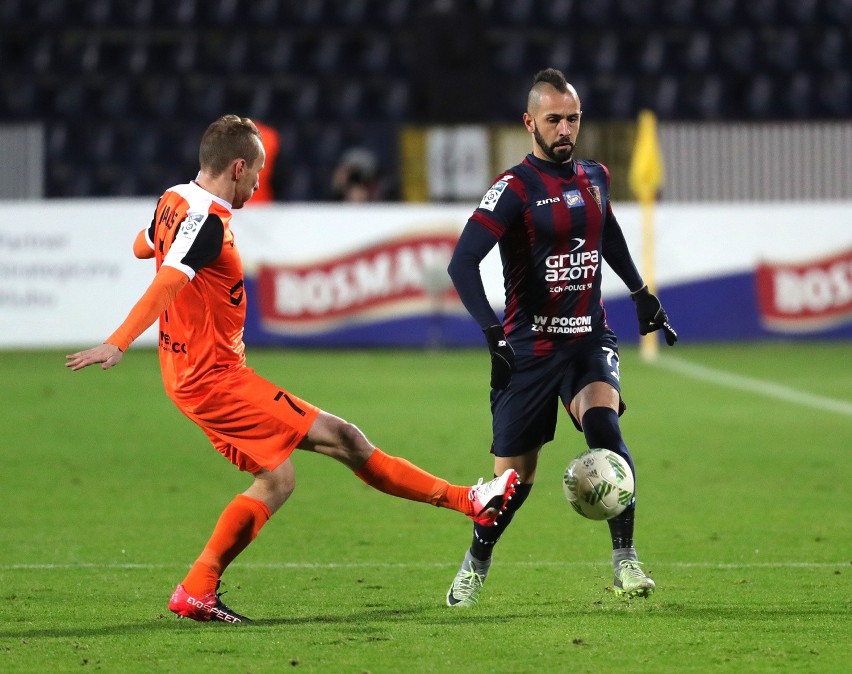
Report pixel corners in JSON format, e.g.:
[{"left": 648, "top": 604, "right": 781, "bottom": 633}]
[{"left": 144, "top": 181, "right": 247, "bottom": 397}]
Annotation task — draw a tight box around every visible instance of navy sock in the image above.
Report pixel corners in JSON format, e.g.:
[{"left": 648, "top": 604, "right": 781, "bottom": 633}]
[
  {"left": 470, "top": 482, "right": 533, "bottom": 561},
  {"left": 581, "top": 406, "right": 636, "bottom": 550}
]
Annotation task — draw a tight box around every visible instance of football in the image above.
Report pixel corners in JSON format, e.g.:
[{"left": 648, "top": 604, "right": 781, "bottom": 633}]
[{"left": 562, "top": 448, "right": 635, "bottom": 520}]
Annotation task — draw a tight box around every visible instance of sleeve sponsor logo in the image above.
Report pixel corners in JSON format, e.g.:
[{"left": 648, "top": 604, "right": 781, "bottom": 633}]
[
  {"left": 256, "top": 233, "right": 466, "bottom": 335},
  {"left": 479, "top": 180, "right": 509, "bottom": 211},
  {"left": 178, "top": 213, "right": 206, "bottom": 238},
  {"left": 755, "top": 248, "right": 852, "bottom": 332}
]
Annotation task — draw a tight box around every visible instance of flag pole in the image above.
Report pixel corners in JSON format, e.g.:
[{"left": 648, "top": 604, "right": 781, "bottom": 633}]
[
  {"left": 627, "top": 110, "right": 665, "bottom": 362},
  {"left": 639, "top": 196, "right": 658, "bottom": 361}
]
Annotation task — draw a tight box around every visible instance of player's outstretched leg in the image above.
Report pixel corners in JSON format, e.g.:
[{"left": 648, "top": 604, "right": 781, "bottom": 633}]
[{"left": 353, "top": 445, "right": 519, "bottom": 522}]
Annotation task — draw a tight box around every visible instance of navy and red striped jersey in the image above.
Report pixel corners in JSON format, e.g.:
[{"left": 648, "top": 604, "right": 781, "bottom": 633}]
[{"left": 449, "top": 153, "right": 643, "bottom": 357}]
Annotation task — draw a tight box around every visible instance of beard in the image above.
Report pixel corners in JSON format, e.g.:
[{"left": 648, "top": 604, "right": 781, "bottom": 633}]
[{"left": 533, "top": 124, "right": 574, "bottom": 163}]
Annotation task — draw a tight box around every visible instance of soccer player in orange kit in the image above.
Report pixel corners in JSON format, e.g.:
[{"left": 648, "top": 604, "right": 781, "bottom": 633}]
[{"left": 66, "top": 115, "right": 518, "bottom": 623}]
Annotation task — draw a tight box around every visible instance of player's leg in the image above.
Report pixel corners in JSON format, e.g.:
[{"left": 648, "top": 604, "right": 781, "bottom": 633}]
[
  {"left": 570, "top": 379, "right": 655, "bottom": 598},
  {"left": 446, "top": 449, "right": 538, "bottom": 607},
  {"left": 298, "top": 410, "right": 518, "bottom": 523},
  {"left": 447, "top": 354, "right": 561, "bottom": 607},
  {"left": 168, "top": 373, "right": 312, "bottom": 622},
  {"left": 169, "top": 443, "right": 295, "bottom": 623}
]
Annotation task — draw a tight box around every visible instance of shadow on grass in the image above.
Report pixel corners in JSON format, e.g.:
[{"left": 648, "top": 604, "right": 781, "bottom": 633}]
[
  {"left": 3, "top": 600, "right": 845, "bottom": 640},
  {"left": 0, "top": 605, "right": 530, "bottom": 639}
]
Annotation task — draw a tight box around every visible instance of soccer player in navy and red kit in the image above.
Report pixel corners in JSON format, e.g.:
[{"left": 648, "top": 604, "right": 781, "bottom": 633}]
[
  {"left": 445, "top": 69, "right": 678, "bottom": 606},
  {"left": 66, "top": 114, "right": 519, "bottom": 623}
]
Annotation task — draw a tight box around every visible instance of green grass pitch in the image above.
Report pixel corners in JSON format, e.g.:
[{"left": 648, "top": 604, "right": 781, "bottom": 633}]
[{"left": 1, "top": 343, "right": 850, "bottom": 673}]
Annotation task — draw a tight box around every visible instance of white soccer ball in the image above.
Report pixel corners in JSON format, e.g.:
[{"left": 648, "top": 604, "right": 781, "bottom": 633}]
[{"left": 562, "top": 448, "right": 635, "bottom": 520}]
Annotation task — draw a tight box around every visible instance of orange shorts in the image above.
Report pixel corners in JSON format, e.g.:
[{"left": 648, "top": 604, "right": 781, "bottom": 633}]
[{"left": 172, "top": 368, "right": 320, "bottom": 474}]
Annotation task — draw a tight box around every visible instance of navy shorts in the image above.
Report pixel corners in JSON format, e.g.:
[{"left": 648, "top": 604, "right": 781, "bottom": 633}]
[{"left": 490, "top": 329, "right": 625, "bottom": 457}]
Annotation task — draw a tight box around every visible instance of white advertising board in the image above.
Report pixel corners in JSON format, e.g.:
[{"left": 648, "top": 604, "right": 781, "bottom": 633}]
[{"left": 1, "top": 199, "right": 849, "bottom": 347}]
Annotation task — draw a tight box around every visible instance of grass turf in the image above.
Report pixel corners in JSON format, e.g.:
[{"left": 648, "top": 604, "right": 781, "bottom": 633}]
[{"left": 1, "top": 343, "right": 850, "bottom": 673}]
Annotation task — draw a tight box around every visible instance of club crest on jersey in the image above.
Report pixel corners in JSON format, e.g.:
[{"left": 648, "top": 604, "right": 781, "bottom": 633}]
[
  {"left": 178, "top": 213, "right": 206, "bottom": 238},
  {"left": 587, "top": 185, "right": 602, "bottom": 213},
  {"left": 480, "top": 180, "right": 509, "bottom": 211},
  {"left": 562, "top": 189, "right": 585, "bottom": 207}
]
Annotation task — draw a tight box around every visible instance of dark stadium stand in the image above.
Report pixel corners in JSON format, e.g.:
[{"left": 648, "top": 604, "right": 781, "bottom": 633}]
[{"left": 1, "top": 0, "right": 850, "bottom": 198}]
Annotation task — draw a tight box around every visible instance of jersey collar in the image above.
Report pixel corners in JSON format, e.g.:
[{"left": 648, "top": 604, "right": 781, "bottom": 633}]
[
  {"left": 190, "top": 179, "right": 233, "bottom": 211},
  {"left": 525, "top": 153, "right": 577, "bottom": 179}
]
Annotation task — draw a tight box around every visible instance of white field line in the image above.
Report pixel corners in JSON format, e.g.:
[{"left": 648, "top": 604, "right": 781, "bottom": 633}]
[
  {"left": 654, "top": 355, "right": 852, "bottom": 417},
  {"left": 3, "top": 561, "right": 847, "bottom": 571}
]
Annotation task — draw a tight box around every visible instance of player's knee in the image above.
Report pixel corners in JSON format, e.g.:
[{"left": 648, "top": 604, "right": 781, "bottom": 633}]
[
  {"left": 335, "top": 420, "right": 372, "bottom": 459},
  {"left": 250, "top": 467, "right": 296, "bottom": 513},
  {"left": 273, "top": 471, "right": 296, "bottom": 500}
]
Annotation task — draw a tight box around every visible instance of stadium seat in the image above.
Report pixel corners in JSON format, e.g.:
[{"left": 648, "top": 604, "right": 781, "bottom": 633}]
[
  {"left": 633, "top": 31, "right": 667, "bottom": 75},
  {"left": 817, "top": 72, "right": 852, "bottom": 117},
  {"left": 824, "top": 0, "right": 852, "bottom": 22},
  {"left": 494, "top": 36, "right": 529, "bottom": 75},
  {"left": 113, "top": 0, "right": 155, "bottom": 26},
  {"left": 183, "top": 76, "right": 226, "bottom": 121},
  {"left": 92, "top": 81, "right": 132, "bottom": 118},
  {"left": 743, "top": 0, "right": 781, "bottom": 25},
  {"left": 32, "top": 0, "right": 68, "bottom": 25},
  {"left": 575, "top": 0, "right": 614, "bottom": 27},
  {"left": 717, "top": 30, "right": 756, "bottom": 74},
  {"left": 758, "top": 28, "right": 800, "bottom": 72},
  {"left": 381, "top": 0, "right": 412, "bottom": 26},
  {"left": 358, "top": 35, "right": 393, "bottom": 75},
  {"left": 194, "top": 31, "right": 249, "bottom": 75},
  {"left": 0, "top": 75, "right": 38, "bottom": 118},
  {"left": 290, "top": 0, "right": 326, "bottom": 26},
  {"left": 295, "top": 82, "right": 320, "bottom": 120},
  {"left": 136, "top": 77, "right": 181, "bottom": 119},
  {"left": 492, "top": 0, "right": 536, "bottom": 26},
  {"left": 786, "top": 71, "right": 814, "bottom": 118},
  {"left": 548, "top": 38, "right": 575, "bottom": 75},
  {"left": 676, "top": 31, "right": 713, "bottom": 73},
  {"left": 779, "top": 0, "right": 819, "bottom": 24},
  {"left": 644, "top": 75, "right": 680, "bottom": 118},
  {"left": 197, "top": 0, "right": 239, "bottom": 25},
  {"left": 48, "top": 161, "right": 94, "bottom": 197},
  {"left": 683, "top": 74, "right": 724, "bottom": 119},
  {"left": 250, "top": 32, "right": 295, "bottom": 74},
  {"left": 746, "top": 74, "right": 774, "bottom": 118},
  {"left": 121, "top": 123, "right": 161, "bottom": 164},
  {"left": 659, "top": 0, "right": 697, "bottom": 26},
  {"left": 44, "top": 123, "right": 70, "bottom": 164},
  {"left": 51, "top": 82, "right": 87, "bottom": 118},
  {"left": 811, "top": 27, "right": 847, "bottom": 70},
  {"left": 615, "top": 0, "right": 658, "bottom": 26},
  {"left": 248, "top": 0, "right": 280, "bottom": 25}
]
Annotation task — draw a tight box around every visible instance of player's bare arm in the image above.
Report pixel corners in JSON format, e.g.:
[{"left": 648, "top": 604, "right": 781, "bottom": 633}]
[{"left": 65, "top": 265, "right": 189, "bottom": 373}]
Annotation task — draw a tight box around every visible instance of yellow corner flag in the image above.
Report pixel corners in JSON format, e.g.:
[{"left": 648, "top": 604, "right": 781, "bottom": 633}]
[
  {"left": 629, "top": 109, "right": 664, "bottom": 203},
  {"left": 628, "top": 110, "right": 665, "bottom": 361}
]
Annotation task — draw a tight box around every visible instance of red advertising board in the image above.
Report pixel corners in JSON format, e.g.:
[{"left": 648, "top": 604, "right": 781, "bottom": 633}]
[
  {"left": 256, "top": 232, "right": 462, "bottom": 335},
  {"left": 755, "top": 248, "right": 852, "bottom": 332}
]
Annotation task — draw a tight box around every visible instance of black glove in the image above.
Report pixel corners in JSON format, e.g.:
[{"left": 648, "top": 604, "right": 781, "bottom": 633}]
[
  {"left": 484, "top": 325, "right": 515, "bottom": 389},
  {"left": 630, "top": 286, "right": 678, "bottom": 346}
]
